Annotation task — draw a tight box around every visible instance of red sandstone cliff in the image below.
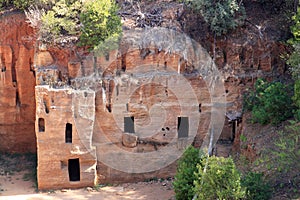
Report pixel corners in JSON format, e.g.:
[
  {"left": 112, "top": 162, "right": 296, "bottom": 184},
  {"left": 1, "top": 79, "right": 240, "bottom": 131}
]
[
  {"left": 0, "top": 12, "right": 36, "bottom": 153},
  {"left": 0, "top": 1, "right": 292, "bottom": 155}
]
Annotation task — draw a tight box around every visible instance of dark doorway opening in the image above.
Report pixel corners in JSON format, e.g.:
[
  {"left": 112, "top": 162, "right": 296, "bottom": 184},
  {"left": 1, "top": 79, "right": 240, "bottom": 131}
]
[
  {"left": 231, "top": 120, "right": 237, "bottom": 142},
  {"left": 124, "top": 116, "right": 135, "bottom": 133},
  {"left": 68, "top": 158, "right": 80, "bottom": 182},
  {"left": 178, "top": 117, "right": 189, "bottom": 138},
  {"left": 65, "top": 123, "right": 72, "bottom": 143},
  {"left": 38, "top": 118, "right": 45, "bottom": 132}
]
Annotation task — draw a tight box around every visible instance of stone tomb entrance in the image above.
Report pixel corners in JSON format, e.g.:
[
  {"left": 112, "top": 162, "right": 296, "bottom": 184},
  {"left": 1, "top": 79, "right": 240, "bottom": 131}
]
[
  {"left": 177, "top": 117, "right": 189, "bottom": 138},
  {"left": 124, "top": 116, "right": 135, "bottom": 133},
  {"left": 68, "top": 158, "right": 80, "bottom": 182}
]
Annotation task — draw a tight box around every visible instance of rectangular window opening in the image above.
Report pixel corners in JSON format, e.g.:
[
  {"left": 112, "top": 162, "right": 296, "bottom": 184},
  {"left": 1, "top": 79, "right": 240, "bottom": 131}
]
[
  {"left": 65, "top": 123, "right": 72, "bottom": 143},
  {"left": 124, "top": 116, "right": 135, "bottom": 133},
  {"left": 1, "top": 66, "right": 6, "bottom": 72},
  {"left": 38, "top": 118, "right": 45, "bottom": 132},
  {"left": 68, "top": 158, "right": 80, "bottom": 182},
  {"left": 178, "top": 117, "right": 189, "bottom": 138}
]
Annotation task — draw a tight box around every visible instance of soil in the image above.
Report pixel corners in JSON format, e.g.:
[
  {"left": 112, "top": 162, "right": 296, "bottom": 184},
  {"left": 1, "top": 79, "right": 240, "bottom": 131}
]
[
  {"left": 0, "top": 154, "right": 175, "bottom": 200},
  {"left": 1, "top": 180, "right": 175, "bottom": 200}
]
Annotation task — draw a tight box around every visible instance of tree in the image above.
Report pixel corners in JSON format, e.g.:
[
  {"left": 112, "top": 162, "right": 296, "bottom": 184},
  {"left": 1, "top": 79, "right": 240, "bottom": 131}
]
[
  {"left": 27, "top": 0, "right": 122, "bottom": 50},
  {"left": 173, "top": 146, "right": 205, "bottom": 200},
  {"left": 241, "top": 172, "right": 272, "bottom": 200},
  {"left": 79, "top": 0, "right": 122, "bottom": 51},
  {"left": 243, "top": 78, "right": 293, "bottom": 125},
  {"left": 0, "top": 0, "right": 34, "bottom": 10},
  {"left": 40, "top": 0, "right": 82, "bottom": 44},
  {"left": 183, "top": 0, "right": 245, "bottom": 36},
  {"left": 193, "top": 156, "right": 245, "bottom": 200}
]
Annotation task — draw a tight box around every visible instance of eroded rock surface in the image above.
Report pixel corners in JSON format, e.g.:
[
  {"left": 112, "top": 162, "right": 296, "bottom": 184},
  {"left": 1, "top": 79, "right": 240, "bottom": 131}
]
[{"left": 0, "top": 12, "right": 36, "bottom": 153}]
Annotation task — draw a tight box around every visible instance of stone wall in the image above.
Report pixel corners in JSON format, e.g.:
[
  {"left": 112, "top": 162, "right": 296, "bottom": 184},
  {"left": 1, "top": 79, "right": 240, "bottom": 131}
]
[{"left": 35, "top": 86, "right": 97, "bottom": 189}]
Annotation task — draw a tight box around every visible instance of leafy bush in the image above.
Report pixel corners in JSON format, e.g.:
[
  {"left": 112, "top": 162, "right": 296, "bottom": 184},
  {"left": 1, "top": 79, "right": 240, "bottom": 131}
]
[
  {"left": 40, "top": 0, "right": 82, "bottom": 44},
  {"left": 193, "top": 156, "right": 245, "bottom": 200},
  {"left": 0, "top": 0, "right": 10, "bottom": 9},
  {"left": 0, "top": 0, "right": 35, "bottom": 10},
  {"left": 243, "top": 78, "right": 293, "bottom": 125},
  {"left": 255, "top": 121, "right": 300, "bottom": 198},
  {"left": 292, "top": 80, "right": 300, "bottom": 120},
  {"left": 13, "top": 0, "right": 35, "bottom": 10},
  {"left": 183, "top": 0, "right": 245, "bottom": 36},
  {"left": 33, "top": 0, "right": 122, "bottom": 50},
  {"left": 287, "top": 7, "right": 300, "bottom": 80},
  {"left": 273, "top": 121, "right": 300, "bottom": 174},
  {"left": 173, "top": 146, "right": 204, "bottom": 200},
  {"left": 286, "top": 6, "right": 300, "bottom": 120},
  {"left": 79, "top": 0, "right": 122, "bottom": 51},
  {"left": 241, "top": 172, "right": 272, "bottom": 200}
]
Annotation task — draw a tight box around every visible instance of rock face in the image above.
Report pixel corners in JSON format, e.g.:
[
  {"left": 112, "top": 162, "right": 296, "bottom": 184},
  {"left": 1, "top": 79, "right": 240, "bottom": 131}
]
[
  {"left": 0, "top": 12, "right": 36, "bottom": 153},
  {"left": 35, "top": 86, "right": 97, "bottom": 189}
]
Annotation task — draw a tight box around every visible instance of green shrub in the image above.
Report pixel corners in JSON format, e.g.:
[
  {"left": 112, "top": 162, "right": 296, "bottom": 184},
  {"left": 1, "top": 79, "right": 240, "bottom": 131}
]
[
  {"left": 79, "top": 0, "right": 122, "bottom": 51},
  {"left": 0, "top": 0, "right": 35, "bottom": 10},
  {"left": 37, "top": 0, "right": 121, "bottom": 50},
  {"left": 256, "top": 121, "right": 300, "bottom": 197},
  {"left": 193, "top": 156, "right": 245, "bottom": 200},
  {"left": 0, "top": 0, "right": 11, "bottom": 8},
  {"left": 243, "top": 78, "right": 293, "bottom": 125},
  {"left": 173, "top": 146, "right": 204, "bottom": 200},
  {"left": 183, "top": 0, "right": 245, "bottom": 36},
  {"left": 13, "top": 0, "right": 34, "bottom": 10},
  {"left": 241, "top": 172, "right": 272, "bottom": 200},
  {"left": 288, "top": 7, "right": 300, "bottom": 80},
  {"left": 287, "top": 6, "right": 300, "bottom": 120},
  {"left": 292, "top": 80, "right": 300, "bottom": 120},
  {"left": 39, "top": 0, "right": 82, "bottom": 44}
]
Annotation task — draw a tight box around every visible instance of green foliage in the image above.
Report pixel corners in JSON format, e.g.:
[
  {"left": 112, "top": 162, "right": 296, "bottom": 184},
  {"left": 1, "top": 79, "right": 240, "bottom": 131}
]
[
  {"left": 273, "top": 121, "right": 300, "bottom": 173},
  {"left": 193, "top": 156, "right": 245, "bottom": 200},
  {"left": 293, "top": 80, "right": 300, "bottom": 119},
  {"left": 173, "top": 146, "right": 204, "bottom": 200},
  {"left": 287, "top": 6, "right": 300, "bottom": 120},
  {"left": 287, "top": 43, "right": 300, "bottom": 79},
  {"left": 183, "top": 0, "right": 245, "bottom": 36},
  {"left": 0, "top": 0, "right": 11, "bottom": 9},
  {"left": 13, "top": 0, "right": 34, "bottom": 10},
  {"left": 257, "top": 121, "right": 300, "bottom": 197},
  {"left": 287, "top": 7, "right": 300, "bottom": 79},
  {"left": 243, "top": 78, "right": 293, "bottom": 125},
  {"left": 79, "top": 0, "right": 122, "bottom": 51},
  {"left": 291, "top": 7, "right": 300, "bottom": 42},
  {"left": 240, "top": 134, "right": 247, "bottom": 142},
  {"left": 37, "top": 0, "right": 121, "bottom": 50},
  {"left": 40, "top": 0, "right": 82, "bottom": 43},
  {"left": 241, "top": 172, "right": 272, "bottom": 200},
  {"left": 0, "top": 0, "right": 35, "bottom": 10}
]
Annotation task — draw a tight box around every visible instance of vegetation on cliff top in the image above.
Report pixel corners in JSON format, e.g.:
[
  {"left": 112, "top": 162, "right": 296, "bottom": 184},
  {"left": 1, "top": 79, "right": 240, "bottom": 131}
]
[
  {"left": 1, "top": 0, "right": 122, "bottom": 51},
  {"left": 182, "top": 0, "right": 245, "bottom": 36}
]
